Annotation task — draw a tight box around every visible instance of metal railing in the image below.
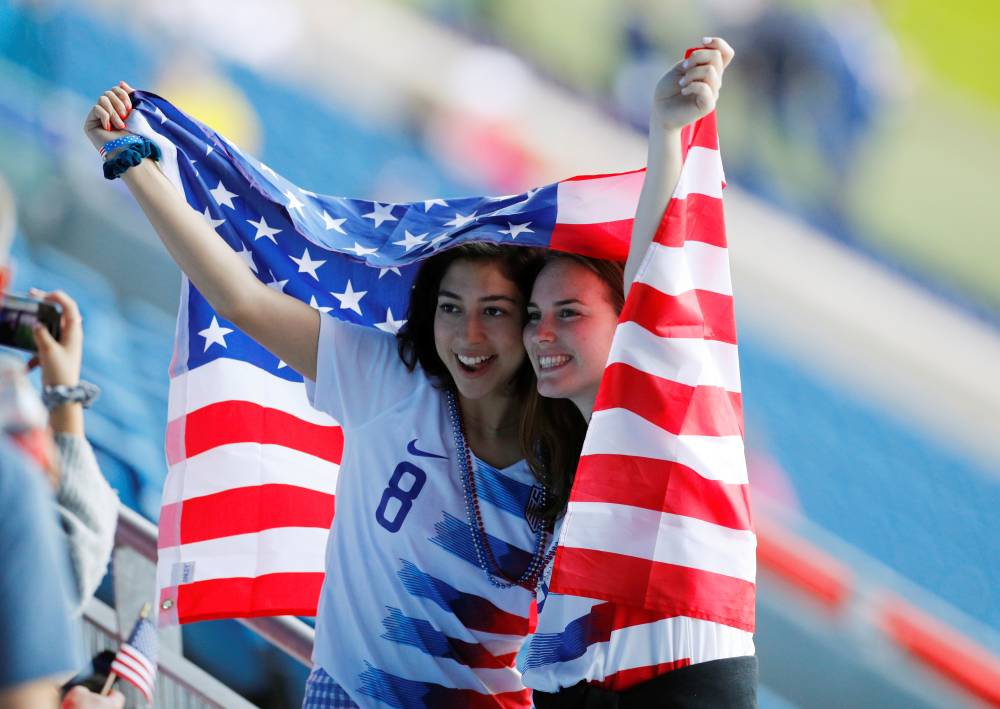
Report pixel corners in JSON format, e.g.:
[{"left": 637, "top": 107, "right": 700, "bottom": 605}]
[{"left": 83, "top": 504, "right": 316, "bottom": 707}]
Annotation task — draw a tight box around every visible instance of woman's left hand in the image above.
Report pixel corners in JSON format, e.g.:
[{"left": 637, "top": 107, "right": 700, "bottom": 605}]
[
  {"left": 651, "top": 37, "right": 735, "bottom": 132},
  {"left": 27, "top": 289, "right": 83, "bottom": 388}
]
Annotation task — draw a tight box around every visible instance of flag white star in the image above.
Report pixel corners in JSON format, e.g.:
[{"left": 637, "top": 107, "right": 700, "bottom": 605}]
[
  {"left": 201, "top": 207, "right": 225, "bottom": 232},
  {"left": 234, "top": 244, "right": 258, "bottom": 273},
  {"left": 392, "top": 230, "right": 428, "bottom": 252},
  {"left": 198, "top": 316, "right": 233, "bottom": 351},
  {"left": 345, "top": 242, "right": 378, "bottom": 258},
  {"left": 374, "top": 308, "right": 406, "bottom": 334},
  {"left": 247, "top": 216, "right": 282, "bottom": 243},
  {"left": 444, "top": 212, "right": 477, "bottom": 228},
  {"left": 206, "top": 145, "right": 214, "bottom": 156},
  {"left": 429, "top": 234, "right": 450, "bottom": 249},
  {"left": 322, "top": 211, "right": 347, "bottom": 234},
  {"left": 526, "top": 187, "right": 542, "bottom": 199},
  {"left": 266, "top": 276, "right": 289, "bottom": 293},
  {"left": 362, "top": 202, "right": 397, "bottom": 228},
  {"left": 290, "top": 248, "right": 326, "bottom": 280},
  {"left": 330, "top": 280, "right": 367, "bottom": 316},
  {"left": 498, "top": 221, "right": 533, "bottom": 240},
  {"left": 309, "top": 295, "right": 332, "bottom": 314},
  {"left": 276, "top": 358, "right": 287, "bottom": 369},
  {"left": 151, "top": 105, "right": 168, "bottom": 124},
  {"left": 378, "top": 267, "right": 402, "bottom": 279},
  {"left": 210, "top": 181, "right": 238, "bottom": 209},
  {"left": 423, "top": 198, "right": 448, "bottom": 212},
  {"left": 259, "top": 163, "right": 278, "bottom": 177},
  {"left": 284, "top": 189, "right": 306, "bottom": 212}
]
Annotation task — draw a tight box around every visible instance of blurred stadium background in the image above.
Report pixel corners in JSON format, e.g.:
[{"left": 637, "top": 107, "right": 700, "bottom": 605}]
[{"left": 1, "top": 0, "right": 998, "bottom": 706}]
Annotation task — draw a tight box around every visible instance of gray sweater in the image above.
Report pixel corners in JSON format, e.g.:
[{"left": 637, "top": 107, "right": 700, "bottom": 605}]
[{"left": 54, "top": 433, "right": 119, "bottom": 615}]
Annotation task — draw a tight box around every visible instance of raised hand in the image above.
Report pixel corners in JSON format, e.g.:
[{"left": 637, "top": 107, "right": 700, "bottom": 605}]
[
  {"left": 651, "top": 37, "right": 734, "bottom": 132},
  {"left": 83, "top": 81, "right": 136, "bottom": 153}
]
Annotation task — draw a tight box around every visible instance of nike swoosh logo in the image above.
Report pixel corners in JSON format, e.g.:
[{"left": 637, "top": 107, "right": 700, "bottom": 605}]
[{"left": 407, "top": 438, "right": 447, "bottom": 460}]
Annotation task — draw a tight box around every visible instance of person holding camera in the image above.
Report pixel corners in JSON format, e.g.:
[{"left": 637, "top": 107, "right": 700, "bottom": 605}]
[{"left": 0, "top": 180, "right": 122, "bottom": 709}]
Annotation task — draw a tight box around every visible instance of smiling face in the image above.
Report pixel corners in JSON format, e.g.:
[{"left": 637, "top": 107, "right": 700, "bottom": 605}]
[
  {"left": 433, "top": 258, "right": 528, "bottom": 402},
  {"left": 524, "top": 259, "right": 621, "bottom": 417}
]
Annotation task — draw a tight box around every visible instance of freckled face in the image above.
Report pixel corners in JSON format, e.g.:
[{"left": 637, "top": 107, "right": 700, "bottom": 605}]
[
  {"left": 434, "top": 259, "right": 527, "bottom": 401},
  {"left": 523, "top": 260, "right": 620, "bottom": 408}
]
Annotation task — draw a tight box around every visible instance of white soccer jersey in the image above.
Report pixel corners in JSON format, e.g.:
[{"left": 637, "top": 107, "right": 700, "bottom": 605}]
[{"left": 306, "top": 314, "right": 545, "bottom": 708}]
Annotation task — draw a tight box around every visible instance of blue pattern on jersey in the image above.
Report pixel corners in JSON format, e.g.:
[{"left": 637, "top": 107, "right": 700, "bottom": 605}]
[
  {"left": 472, "top": 458, "right": 534, "bottom": 518},
  {"left": 429, "top": 512, "right": 533, "bottom": 582},
  {"left": 358, "top": 663, "right": 485, "bottom": 709},
  {"left": 518, "top": 613, "right": 591, "bottom": 670},
  {"left": 381, "top": 607, "right": 452, "bottom": 658},
  {"left": 396, "top": 560, "right": 529, "bottom": 635}
]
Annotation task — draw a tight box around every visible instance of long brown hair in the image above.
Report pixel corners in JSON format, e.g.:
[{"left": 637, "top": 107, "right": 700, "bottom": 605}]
[{"left": 520, "top": 253, "right": 626, "bottom": 523}]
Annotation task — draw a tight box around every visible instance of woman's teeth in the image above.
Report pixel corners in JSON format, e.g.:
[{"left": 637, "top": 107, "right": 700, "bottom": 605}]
[
  {"left": 539, "top": 354, "right": 571, "bottom": 370},
  {"left": 457, "top": 354, "right": 495, "bottom": 370}
]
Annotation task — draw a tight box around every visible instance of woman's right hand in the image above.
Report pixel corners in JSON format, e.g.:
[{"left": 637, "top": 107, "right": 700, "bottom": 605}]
[{"left": 83, "top": 81, "right": 135, "bottom": 153}]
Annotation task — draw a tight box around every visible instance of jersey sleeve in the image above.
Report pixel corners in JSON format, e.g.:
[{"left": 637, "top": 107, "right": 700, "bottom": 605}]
[{"left": 304, "top": 314, "right": 416, "bottom": 430}]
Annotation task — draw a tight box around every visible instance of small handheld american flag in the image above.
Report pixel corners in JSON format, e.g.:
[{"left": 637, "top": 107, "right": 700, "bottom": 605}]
[{"left": 105, "top": 603, "right": 159, "bottom": 706}]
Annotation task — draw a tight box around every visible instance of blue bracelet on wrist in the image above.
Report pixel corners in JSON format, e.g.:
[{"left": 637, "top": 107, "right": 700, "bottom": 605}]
[
  {"left": 99, "top": 134, "right": 143, "bottom": 157},
  {"left": 102, "top": 137, "right": 162, "bottom": 180}
]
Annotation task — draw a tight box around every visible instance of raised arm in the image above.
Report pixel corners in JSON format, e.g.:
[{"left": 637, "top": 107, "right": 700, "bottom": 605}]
[
  {"left": 624, "top": 38, "right": 734, "bottom": 294},
  {"left": 84, "top": 82, "right": 320, "bottom": 380}
]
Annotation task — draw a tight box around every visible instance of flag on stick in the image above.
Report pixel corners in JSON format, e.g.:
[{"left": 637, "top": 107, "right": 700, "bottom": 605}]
[{"left": 106, "top": 603, "right": 158, "bottom": 705}]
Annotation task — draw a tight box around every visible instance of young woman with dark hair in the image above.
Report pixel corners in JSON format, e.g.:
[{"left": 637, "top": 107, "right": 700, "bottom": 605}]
[
  {"left": 85, "top": 84, "right": 558, "bottom": 705},
  {"left": 519, "top": 38, "right": 758, "bottom": 708}
]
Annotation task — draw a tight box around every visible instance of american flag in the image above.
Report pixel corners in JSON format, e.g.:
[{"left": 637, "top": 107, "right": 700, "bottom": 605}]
[
  {"left": 124, "top": 90, "right": 751, "bottom": 633},
  {"left": 548, "top": 112, "right": 756, "bottom": 633},
  {"left": 110, "top": 612, "right": 158, "bottom": 705}
]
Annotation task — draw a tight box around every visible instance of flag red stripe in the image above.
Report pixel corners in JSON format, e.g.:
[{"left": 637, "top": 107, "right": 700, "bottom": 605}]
[
  {"left": 550, "top": 547, "right": 755, "bottom": 632},
  {"left": 561, "top": 167, "right": 646, "bottom": 182},
  {"left": 181, "top": 400, "right": 343, "bottom": 463},
  {"left": 594, "top": 363, "right": 743, "bottom": 437},
  {"left": 549, "top": 219, "right": 630, "bottom": 262},
  {"left": 621, "top": 284, "right": 736, "bottom": 345},
  {"left": 654, "top": 193, "right": 726, "bottom": 248},
  {"left": 680, "top": 111, "right": 720, "bottom": 154},
  {"left": 594, "top": 658, "right": 692, "bottom": 691},
  {"left": 175, "top": 572, "right": 325, "bottom": 624},
  {"left": 162, "top": 484, "right": 336, "bottom": 546},
  {"left": 585, "top": 601, "right": 676, "bottom": 640},
  {"left": 568, "top": 454, "right": 752, "bottom": 530}
]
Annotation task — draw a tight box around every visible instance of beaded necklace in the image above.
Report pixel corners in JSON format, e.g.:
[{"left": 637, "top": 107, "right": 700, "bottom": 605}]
[{"left": 447, "top": 389, "right": 556, "bottom": 590}]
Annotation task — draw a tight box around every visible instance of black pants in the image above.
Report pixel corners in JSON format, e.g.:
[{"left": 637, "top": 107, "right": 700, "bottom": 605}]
[{"left": 532, "top": 655, "right": 758, "bottom": 709}]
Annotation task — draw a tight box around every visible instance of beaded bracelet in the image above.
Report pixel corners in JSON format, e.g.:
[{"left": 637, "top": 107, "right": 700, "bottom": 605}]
[
  {"left": 99, "top": 134, "right": 144, "bottom": 158},
  {"left": 102, "top": 137, "right": 162, "bottom": 180},
  {"left": 41, "top": 381, "right": 101, "bottom": 410}
]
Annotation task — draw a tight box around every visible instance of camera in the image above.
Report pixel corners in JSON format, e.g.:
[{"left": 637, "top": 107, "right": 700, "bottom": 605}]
[{"left": 0, "top": 293, "right": 62, "bottom": 352}]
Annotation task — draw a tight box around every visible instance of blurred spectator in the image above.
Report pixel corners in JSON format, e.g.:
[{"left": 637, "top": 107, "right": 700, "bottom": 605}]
[{"left": 0, "top": 177, "right": 120, "bottom": 708}]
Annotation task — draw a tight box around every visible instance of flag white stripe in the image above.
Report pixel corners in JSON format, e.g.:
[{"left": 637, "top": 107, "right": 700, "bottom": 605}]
[
  {"left": 156, "top": 526, "right": 328, "bottom": 589},
  {"left": 584, "top": 408, "right": 748, "bottom": 484},
  {"left": 635, "top": 242, "right": 733, "bottom": 297},
  {"left": 555, "top": 172, "right": 645, "bottom": 224},
  {"left": 606, "top": 323, "right": 741, "bottom": 392},
  {"left": 113, "top": 645, "right": 155, "bottom": 686},
  {"left": 672, "top": 146, "right": 725, "bottom": 199},
  {"left": 167, "top": 357, "right": 336, "bottom": 424},
  {"left": 162, "top": 444, "right": 339, "bottom": 505},
  {"left": 561, "top": 502, "right": 757, "bottom": 582},
  {"left": 110, "top": 661, "right": 153, "bottom": 700}
]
